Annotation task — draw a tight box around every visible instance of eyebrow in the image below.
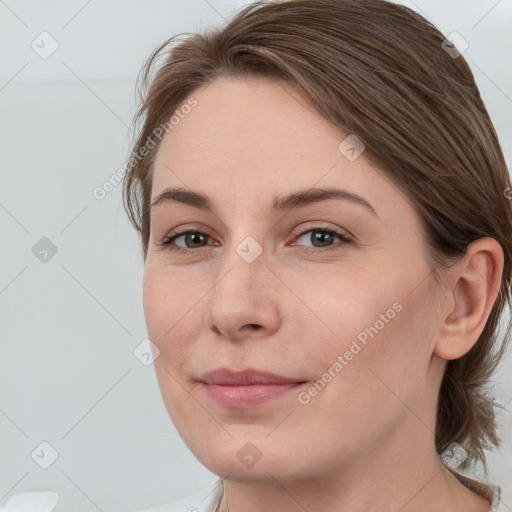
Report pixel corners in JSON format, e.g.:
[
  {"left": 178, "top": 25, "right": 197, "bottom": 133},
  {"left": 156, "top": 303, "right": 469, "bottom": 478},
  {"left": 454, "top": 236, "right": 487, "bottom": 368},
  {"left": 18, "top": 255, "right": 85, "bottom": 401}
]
[{"left": 150, "top": 186, "right": 378, "bottom": 217}]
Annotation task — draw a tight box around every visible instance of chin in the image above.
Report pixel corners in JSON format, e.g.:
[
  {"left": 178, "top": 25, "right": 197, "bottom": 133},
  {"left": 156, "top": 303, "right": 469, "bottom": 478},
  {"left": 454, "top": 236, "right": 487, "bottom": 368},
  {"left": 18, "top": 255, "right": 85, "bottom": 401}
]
[{"left": 188, "top": 434, "right": 315, "bottom": 483}]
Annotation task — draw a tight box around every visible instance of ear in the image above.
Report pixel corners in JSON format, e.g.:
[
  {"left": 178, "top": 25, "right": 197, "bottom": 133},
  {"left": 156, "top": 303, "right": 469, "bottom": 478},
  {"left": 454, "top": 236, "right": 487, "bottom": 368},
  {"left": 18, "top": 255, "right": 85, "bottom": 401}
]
[{"left": 434, "top": 237, "right": 504, "bottom": 361}]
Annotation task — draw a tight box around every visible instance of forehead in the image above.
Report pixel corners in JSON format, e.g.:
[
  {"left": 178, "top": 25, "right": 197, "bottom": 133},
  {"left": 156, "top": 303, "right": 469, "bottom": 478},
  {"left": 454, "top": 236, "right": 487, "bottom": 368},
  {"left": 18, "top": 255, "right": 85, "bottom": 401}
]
[
  {"left": 157, "top": 76, "right": 342, "bottom": 163},
  {"left": 150, "top": 75, "right": 413, "bottom": 223}
]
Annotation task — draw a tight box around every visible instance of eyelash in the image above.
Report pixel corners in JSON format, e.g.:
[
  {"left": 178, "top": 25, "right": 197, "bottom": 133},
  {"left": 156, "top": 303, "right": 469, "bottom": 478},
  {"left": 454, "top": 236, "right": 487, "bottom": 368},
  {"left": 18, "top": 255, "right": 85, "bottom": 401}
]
[{"left": 158, "top": 226, "right": 352, "bottom": 254}]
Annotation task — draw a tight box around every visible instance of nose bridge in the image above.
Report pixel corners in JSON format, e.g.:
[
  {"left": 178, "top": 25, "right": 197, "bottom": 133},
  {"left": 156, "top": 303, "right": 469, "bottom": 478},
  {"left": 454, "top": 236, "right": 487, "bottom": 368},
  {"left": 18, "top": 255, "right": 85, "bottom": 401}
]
[
  {"left": 205, "top": 229, "right": 279, "bottom": 338},
  {"left": 213, "top": 232, "right": 266, "bottom": 304},
  {"left": 214, "top": 204, "right": 268, "bottom": 288}
]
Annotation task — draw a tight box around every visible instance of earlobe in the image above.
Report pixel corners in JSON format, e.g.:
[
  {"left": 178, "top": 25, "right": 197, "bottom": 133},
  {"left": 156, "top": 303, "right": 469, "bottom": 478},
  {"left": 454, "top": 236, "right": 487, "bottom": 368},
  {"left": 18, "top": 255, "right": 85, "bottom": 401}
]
[{"left": 434, "top": 237, "right": 504, "bottom": 361}]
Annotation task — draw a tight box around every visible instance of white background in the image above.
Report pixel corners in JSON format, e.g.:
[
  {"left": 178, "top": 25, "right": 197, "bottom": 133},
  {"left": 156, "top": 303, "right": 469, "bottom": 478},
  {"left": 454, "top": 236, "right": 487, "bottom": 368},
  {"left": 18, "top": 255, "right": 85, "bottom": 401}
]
[{"left": 1, "top": 1, "right": 511, "bottom": 511}]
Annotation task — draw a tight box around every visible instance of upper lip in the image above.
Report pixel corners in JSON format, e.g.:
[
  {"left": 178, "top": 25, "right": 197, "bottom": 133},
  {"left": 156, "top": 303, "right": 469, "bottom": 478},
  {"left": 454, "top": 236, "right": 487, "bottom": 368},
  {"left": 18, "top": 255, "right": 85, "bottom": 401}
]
[{"left": 200, "top": 367, "right": 305, "bottom": 385}]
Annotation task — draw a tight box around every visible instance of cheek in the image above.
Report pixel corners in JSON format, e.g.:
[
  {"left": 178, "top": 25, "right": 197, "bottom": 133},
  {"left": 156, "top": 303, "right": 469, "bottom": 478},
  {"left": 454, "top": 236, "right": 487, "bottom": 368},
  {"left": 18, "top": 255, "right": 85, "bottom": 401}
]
[
  {"left": 142, "top": 266, "right": 204, "bottom": 367},
  {"left": 300, "top": 264, "right": 435, "bottom": 404},
  {"left": 294, "top": 269, "right": 399, "bottom": 355},
  {"left": 142, "top": 267, "right": 204, "bottom": 423},
  {"left": 293, "top": 295, "right": 434, "bottom": 457},
  {"left": 144, "top": 262, "right": 198, "bottom": 327}
]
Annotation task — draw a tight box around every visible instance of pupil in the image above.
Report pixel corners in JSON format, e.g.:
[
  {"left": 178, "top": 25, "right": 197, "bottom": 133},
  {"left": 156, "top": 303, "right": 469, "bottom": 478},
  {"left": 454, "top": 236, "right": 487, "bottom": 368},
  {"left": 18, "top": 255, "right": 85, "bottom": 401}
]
[
  {"left": 313, "top": 231, "right": 333, "bottom": 247},
  {"left": 187, "top": 233, "right": 205, "bottom": 247}
]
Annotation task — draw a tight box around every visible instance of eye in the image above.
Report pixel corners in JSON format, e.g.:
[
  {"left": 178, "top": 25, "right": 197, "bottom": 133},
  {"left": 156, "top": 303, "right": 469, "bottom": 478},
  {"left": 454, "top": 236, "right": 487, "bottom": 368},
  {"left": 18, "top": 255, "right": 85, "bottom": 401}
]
[
  {"left": 158, "top": 226, "right": 352, "bottom": 254},
  {"left": 159, "top": 230, "right": 213, "bottom": 253},
  {"left": 292, "top": 226, "right": 352, "bottom": 253}
]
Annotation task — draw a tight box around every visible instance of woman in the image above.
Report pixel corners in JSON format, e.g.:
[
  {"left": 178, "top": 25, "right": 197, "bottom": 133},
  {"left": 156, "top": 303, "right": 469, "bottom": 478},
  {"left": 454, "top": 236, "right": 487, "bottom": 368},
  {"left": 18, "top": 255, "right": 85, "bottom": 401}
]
[{"left": 123, "top": 1, "right": 511, "bottom": 510}]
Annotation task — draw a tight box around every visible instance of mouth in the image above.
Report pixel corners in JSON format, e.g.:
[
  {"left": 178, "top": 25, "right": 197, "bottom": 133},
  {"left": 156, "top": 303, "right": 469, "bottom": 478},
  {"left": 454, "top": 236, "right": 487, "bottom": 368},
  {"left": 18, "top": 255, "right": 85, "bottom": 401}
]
[{"left": 199, "top": 367, "right": 307, "bottom": 408}]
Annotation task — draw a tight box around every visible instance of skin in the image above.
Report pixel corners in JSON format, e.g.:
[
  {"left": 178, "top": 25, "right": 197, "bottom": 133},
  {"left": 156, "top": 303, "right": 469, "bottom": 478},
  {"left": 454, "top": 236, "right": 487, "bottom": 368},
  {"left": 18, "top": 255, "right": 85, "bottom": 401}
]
[{"left": 143, "top": 75, "right": 503, "bottom": 512}]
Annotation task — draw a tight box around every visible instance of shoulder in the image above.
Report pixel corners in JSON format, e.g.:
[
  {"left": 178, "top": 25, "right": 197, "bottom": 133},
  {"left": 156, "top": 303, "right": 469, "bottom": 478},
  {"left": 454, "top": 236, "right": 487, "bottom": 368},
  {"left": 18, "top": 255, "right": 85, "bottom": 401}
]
[{"left": 136, "top": 479, "right": 223, "bottom": 512}]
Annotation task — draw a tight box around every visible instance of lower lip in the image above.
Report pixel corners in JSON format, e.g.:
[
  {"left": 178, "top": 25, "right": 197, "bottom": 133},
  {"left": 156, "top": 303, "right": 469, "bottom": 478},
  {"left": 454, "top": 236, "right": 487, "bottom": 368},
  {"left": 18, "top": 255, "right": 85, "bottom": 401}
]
[{"left": 201, "top": 382, "right": 305, "bottom": 408}]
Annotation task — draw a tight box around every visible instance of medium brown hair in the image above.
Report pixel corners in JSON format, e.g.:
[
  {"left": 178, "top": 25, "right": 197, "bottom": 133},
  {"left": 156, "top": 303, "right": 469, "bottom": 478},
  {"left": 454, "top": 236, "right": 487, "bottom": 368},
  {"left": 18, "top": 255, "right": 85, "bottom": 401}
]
[{"left": 123, "top": 0, "right": 512, "bottom": 469}]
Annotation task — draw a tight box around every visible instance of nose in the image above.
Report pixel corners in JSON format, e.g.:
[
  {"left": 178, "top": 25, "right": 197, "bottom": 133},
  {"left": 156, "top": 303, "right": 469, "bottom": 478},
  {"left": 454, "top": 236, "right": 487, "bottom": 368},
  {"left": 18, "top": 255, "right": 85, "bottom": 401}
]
[{"left": 204, "top": 239, "right": 281, "bottom": 342}]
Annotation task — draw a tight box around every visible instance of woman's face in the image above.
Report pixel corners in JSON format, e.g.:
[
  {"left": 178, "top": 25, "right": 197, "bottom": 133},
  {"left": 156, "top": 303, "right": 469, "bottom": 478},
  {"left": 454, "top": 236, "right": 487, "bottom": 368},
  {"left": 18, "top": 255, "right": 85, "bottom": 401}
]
[{"left": 143, "top": 76, "right": 446, "bottom": 482}]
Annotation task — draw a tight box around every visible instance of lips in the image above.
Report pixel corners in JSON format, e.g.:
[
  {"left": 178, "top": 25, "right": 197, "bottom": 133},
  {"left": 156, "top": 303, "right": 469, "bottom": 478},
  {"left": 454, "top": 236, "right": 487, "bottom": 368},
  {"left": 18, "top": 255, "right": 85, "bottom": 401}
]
[
  {"left": 199, "top": 367, "right": 306, "bottom": 407},
  {"left": 199, "top": 367, "right": 304, "bottom": 385}
]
